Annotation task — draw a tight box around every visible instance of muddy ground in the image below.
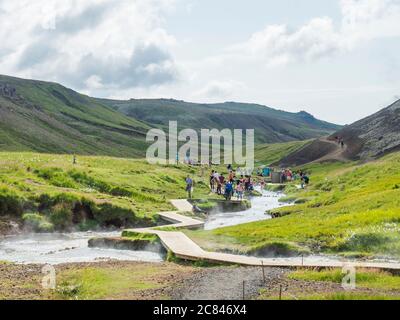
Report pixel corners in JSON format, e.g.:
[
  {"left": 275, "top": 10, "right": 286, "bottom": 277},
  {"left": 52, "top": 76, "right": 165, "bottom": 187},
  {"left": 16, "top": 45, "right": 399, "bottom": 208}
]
[{"left": 0, "top": 217, "right": 20, "bottom": 236}]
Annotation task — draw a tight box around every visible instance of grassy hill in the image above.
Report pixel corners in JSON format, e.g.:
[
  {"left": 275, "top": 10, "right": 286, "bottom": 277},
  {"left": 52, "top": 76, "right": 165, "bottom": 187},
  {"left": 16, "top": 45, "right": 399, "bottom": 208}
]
[
  {"left": 99, "top": 98, "right": 341, "bottom": 144},
  {"left": 0, "top": 75, "right": 150, "bottom": 157}
]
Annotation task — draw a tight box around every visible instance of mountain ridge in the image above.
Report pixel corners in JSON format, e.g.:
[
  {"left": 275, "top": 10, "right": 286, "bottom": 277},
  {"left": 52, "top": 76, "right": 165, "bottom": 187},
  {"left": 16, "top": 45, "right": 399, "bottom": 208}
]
[
  {"left": 98, "top": 97, "right": 341, "bottom": 144},
  {"left": 0, "top": 74, "right": 341, "bottom": 156}
]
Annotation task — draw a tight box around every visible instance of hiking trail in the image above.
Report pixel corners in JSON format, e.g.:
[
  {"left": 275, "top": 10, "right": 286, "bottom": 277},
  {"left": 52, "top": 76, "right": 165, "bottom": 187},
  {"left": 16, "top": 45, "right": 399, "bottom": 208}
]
[{"left": 311, "top": 137, "right": 349, "bottom": 163}]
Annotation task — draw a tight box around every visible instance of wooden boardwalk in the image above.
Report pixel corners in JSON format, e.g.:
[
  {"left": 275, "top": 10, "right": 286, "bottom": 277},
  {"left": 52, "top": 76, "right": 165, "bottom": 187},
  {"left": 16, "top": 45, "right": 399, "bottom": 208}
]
[{"left": 125, "top": 200, "right": 400, "bottom": 271}]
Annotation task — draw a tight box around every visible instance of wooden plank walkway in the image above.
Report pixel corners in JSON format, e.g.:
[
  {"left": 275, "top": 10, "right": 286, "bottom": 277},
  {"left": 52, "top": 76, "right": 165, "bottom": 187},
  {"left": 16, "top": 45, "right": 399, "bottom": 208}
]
[{"left": 125, "top": 200, "right": 400, "bottom": 271}]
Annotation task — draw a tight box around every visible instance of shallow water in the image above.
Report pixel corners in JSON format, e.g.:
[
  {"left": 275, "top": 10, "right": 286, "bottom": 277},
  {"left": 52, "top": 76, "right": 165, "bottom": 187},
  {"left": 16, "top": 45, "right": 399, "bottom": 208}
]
[
  {"left": 204, "top": 188, "right": 290, "bottom": 230},
  {"left": 0, "top": 231, "right": 164, "bottom": 265}
]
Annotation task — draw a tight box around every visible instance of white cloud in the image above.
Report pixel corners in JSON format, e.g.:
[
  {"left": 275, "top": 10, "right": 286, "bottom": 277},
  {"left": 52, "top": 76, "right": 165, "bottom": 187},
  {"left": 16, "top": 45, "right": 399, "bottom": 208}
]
[
  {"left": 195, "top": 80, "right": 246, "bottom": 100},
  {"left": 341, "top": 0, "right": 400, "bottom": 42},
  {"left": 231, "top": 0, "right": 400, "bottom": 66},
  {"left": 233, "top": 17, "right": 343, "bottom": 66},
  {"left": 0, "top": 0, "right": 179, "bottom": 91}
]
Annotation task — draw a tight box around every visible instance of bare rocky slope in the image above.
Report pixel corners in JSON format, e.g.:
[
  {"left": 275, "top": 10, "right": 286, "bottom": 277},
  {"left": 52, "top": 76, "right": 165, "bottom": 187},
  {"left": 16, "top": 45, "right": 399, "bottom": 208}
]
[{"left": 278, "top": 99, "right": 400, "bottom": 166}]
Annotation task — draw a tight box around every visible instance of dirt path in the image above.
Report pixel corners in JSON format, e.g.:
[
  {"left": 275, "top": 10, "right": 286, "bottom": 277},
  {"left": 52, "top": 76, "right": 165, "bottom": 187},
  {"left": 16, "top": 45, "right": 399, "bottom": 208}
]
[
  {"left": 311, "top": 138, "right": 348, "bottom": 163},
  {"left": 170, "top": 266, "right": 281, "bottom": 300},
  {"left": 169, "top": 266, "right": 400, "bottom": 300}
]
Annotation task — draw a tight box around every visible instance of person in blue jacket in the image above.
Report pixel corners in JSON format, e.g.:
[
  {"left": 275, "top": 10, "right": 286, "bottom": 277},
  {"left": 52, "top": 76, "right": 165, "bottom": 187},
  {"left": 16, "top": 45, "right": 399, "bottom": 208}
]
[{"left": 224, "top": 181, "right": 233, "bottom": 200}]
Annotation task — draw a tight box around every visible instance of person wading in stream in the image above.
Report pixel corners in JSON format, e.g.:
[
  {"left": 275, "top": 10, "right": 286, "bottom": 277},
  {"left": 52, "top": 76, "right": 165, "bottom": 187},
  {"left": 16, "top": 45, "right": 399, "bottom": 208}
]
[
  {"left": 218, "top": 175, "right": 225, "bottom": 195},
  {"left": 210, "top": 170, "right": 215, "bottom": 192},
  {"left": 301, "top": 174, "right": 310, "bottom": 189},
  {"left": 236, "top": 182, "right": 244, "bottom": 201},
  {"left": 186, "top": 175, "right": 194, "bottom": 199},
  {"left": 228, "top": 170, "right": 235, "bottom": 183},
  {"left": 216, "top": 176, "right": 223, "bottom": 195},
  {"left": 224, "top": 181, "right": 233, "bottom": 201}
]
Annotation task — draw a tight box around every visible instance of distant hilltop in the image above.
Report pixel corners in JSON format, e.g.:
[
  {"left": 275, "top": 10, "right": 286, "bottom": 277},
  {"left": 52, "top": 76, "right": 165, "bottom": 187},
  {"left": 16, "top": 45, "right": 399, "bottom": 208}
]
[{"left": 278, "top": 99, "right": 400, "bottom": 166}]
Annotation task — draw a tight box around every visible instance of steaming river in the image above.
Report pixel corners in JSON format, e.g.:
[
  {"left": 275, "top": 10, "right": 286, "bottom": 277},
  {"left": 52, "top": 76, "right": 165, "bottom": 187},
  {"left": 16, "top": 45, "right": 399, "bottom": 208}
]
[
  {"left": 204, "top": 188, "right": 288, "bottom": 230},
  {"left": 0, "top": 189, "right": 288, "bottom": 265},
  {"left": 0, "top": 231, "right": 163, "bottom": 265}
]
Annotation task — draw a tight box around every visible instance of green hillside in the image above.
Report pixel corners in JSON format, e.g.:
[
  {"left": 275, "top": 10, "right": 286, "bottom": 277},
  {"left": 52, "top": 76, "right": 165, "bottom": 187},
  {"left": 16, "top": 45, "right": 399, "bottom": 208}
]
[
  {"left": 0, "top": 75, "right": 150, "bottom": 157},
  {"left": 0, "top": 152, "right": 212, "bottom": 232},
  {"left": 99, "top": 98, "right": 341, "bottom": 144},
  {"left": 255, "top": 140, "right": 311, "bottom": 166}
]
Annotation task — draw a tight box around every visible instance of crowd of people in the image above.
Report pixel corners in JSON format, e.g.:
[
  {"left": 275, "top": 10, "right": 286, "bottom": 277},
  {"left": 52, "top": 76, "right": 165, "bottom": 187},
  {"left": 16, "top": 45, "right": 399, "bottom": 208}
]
[
  {"left": 185, "top": 164, "right": 310, "bottom": 200},
  {"left": 281, "top": 169, "right": 310, "bottom": 189},
  {"left": 209, "top": 166, "right": 267, "bottom": 201},
  {"left": 279, "top": 169, "right": 310, "bottom": 189}
]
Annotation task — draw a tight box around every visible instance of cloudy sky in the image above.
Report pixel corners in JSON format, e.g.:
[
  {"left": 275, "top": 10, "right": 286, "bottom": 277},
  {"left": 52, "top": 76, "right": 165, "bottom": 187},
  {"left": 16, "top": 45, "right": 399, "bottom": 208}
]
[{"left": 0, "top": 0, "right": 399, "bottom": 124}]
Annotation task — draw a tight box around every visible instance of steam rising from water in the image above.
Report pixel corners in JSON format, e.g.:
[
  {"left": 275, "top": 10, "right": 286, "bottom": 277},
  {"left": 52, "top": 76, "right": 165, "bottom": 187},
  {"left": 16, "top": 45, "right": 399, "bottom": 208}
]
[
  {"left": 204, "top": 188, "right": 290, "bottom": 230},
  {"left": 0, "top": 231, "right": 163, "bottom": 265}
]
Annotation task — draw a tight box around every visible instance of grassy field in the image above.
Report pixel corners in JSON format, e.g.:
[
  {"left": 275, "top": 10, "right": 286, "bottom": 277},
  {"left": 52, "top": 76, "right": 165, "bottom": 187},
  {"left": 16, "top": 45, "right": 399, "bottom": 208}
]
[
  {"left": 0, "top": 261, "right": 197, "bottom": 300},
  {"left": 254, "top": 140, "right": 310, "bottom": 166},
  {"left": 0, "top": 152, "right": 212, "bottom": 231},
  {"left": 186, "top": 152, "right": 400, "bottom": 259},
  {"left": 261, "top": 268, "right": 400, "bottom": 300},
  {"left": 289, "top": 268, "right": 400, "bottom": 291},
  {"left": 54, "top": 262, "right": 195, "bottom": 300}
]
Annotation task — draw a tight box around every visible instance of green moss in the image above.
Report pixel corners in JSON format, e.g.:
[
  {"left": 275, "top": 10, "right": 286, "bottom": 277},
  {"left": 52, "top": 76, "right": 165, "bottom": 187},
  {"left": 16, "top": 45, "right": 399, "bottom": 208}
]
[
  {"left": 54, "top": 265, "right": 169, "bottom": 300},
  {"left": 248, "top": 241, "right": 310, "bottom": 257},
  {"left": 49, "top": 203, "right": 74, "bottom": 230},
  {"left": 263, "top": 292, "right": 400, "bottom": 300},
  {"left": 22, "top": 213, "right": 54, "bottom": 232},
  {"left": 166, "top": 250, "right": 179, "bottom": 263},
  {"left": 196, "top": 201, "right": 218, "bottom": 212},
  {"left": 278, "top": 196, "right": 297, "bottom": 203},
  {"left": 0, "top": 188, "right": 24, "bottom": 216},
  {"left": 121, "top": 231, "right": 159, "bottom": 243},
  {"left": 265, "top": 184, "right": 286, "bottom": 192}
]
